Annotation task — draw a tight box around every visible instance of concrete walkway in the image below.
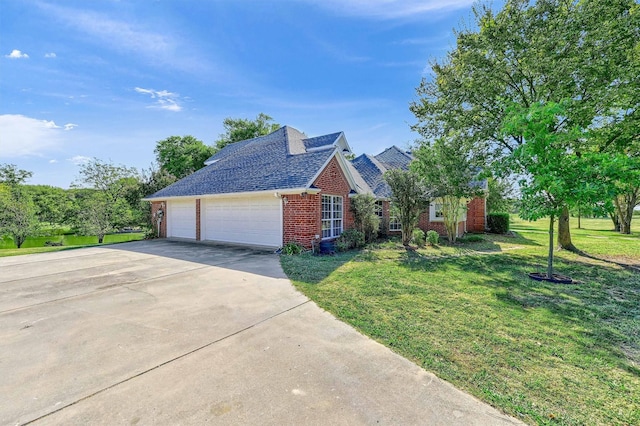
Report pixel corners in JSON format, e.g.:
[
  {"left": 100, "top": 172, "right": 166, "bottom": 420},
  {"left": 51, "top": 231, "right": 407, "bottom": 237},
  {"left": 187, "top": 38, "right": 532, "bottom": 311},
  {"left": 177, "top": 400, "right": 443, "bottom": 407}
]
[{"left": 0, "top": 240, "right": 523, "bottom": 425}]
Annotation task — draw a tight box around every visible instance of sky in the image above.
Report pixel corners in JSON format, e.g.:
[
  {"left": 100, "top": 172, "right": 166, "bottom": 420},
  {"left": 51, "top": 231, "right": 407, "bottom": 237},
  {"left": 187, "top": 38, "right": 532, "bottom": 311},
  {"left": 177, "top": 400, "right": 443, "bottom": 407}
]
[{"left": 0, "top": 0, "right": 485, "bottom": 188}]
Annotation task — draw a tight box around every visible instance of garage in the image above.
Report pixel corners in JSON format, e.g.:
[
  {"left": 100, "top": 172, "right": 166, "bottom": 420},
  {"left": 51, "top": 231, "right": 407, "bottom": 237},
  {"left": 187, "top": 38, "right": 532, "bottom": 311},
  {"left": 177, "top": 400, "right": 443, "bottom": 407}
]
[
  {"left": 167, "top": 199, "right": 196, "bottom": 239},
  {"left": 202, "top": 195, "right": 282, "bottom": 248}
]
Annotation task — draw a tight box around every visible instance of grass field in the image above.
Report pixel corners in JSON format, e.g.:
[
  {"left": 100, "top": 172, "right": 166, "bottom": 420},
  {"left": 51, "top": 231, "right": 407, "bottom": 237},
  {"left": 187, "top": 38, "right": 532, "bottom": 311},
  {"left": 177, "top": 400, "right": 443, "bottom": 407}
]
[
  {"left": 281, "top": 216, "right": 639, "bottom": 425},
  {"left": 0, "top": 233, "right": 145, "bottom": 257}
]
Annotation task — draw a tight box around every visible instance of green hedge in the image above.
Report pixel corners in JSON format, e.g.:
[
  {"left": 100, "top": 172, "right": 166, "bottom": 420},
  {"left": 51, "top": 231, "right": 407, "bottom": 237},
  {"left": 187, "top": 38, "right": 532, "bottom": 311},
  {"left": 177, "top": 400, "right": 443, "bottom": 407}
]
[{"left": 487, "top": 213, "right": 510, "bottom": 234}]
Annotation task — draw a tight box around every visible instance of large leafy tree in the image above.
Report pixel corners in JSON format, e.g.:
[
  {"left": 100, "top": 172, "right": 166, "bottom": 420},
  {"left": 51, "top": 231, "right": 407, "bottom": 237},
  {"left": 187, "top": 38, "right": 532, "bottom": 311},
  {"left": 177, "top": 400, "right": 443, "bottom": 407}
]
[
  {"left": 72, "top": 159, "right": 139, "bottom": 243},
  {"left": 383, "top": 169, "right": 431, "bottom": 246},
  {"left": 0, "top": 164, "right": 39, "bottom": 248},
  {"left": 412, "top": 135, "right": 484, "bottom": 243},
  {"left": 155, "top": 135, "right": 214, "bottom": 180},
  {"left": 214, "top": 113, "right": 280, "bottom": 151},
  {"left": 410, "top": 0, "right": 639, "bottom": 249}
]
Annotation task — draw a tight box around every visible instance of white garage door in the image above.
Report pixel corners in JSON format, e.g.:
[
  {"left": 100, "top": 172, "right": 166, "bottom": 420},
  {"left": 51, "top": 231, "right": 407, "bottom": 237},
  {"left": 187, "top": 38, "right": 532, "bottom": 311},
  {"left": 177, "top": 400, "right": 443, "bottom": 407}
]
[
  {"left": 202, "top": 196, "right": 282, "bottom": 248},
  {"left": 167, "top": 199, "right": 196, "bottom": 239}
]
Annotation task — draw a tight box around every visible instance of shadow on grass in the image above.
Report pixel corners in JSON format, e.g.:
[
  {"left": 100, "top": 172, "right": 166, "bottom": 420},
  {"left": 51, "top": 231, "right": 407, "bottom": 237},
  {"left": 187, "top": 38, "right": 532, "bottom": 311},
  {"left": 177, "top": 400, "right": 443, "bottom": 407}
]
[
  {"left": 280, "top": 250, "right": 358, "bottom": 285},
  {"left": 399, "top": 248, "right": 640, "bottom": 369}
]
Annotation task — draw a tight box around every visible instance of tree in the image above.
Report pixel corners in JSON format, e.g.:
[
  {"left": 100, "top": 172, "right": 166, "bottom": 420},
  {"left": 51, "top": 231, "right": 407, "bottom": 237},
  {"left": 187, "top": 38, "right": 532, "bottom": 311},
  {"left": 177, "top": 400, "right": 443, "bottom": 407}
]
[
  {"left": 410, "top": 0, "right": 639, "bottom": 250},
  {"left": 412, "top": 135, "right": 484, "bottom": 243},
  {"left": 383, "top": 169, "right": 431, "bottom": 246},
  {"left": 215, "top": 113, "right": 280, "bottom": 151},
  {"left": 0, "top": 164, "right": 39, "bottom": 248},
  {"left": 155, "top": 135, "right": 214, "bottom": 180},
  {"left": 350, "top": 194, "right": 380, "bottom": 243},
  {"left": 72, "top": 159, "right": 139, "bottom": 242},
  {"left": 24, "top": 185, "right": 73, "bottom": 226},
  {"left": 500, "top": 102, "right": 607, "bottom": 279},
  {"left": 0, "top": 163, "right": 32, "bottom": 185},
  {"left": 486, "top": 177, "right": 515, "bottom": 214}
]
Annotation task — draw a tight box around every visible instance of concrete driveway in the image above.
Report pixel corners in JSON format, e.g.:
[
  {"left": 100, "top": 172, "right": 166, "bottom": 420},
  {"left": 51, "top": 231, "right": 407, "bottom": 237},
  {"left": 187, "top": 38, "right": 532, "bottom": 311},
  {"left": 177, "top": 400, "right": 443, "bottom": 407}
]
[{"left": 0, "top": 240, "right": 522, "bottom": 425}]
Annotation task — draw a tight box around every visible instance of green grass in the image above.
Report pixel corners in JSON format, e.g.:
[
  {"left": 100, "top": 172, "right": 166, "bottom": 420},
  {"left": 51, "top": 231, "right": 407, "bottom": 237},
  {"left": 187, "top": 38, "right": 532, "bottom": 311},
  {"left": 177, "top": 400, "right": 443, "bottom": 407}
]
[
  {"left": 281, "top": 217, "right": 640, "bottom": 425},
  {"left": 0, "top": 233, "right": 145, "bottom": 257}
]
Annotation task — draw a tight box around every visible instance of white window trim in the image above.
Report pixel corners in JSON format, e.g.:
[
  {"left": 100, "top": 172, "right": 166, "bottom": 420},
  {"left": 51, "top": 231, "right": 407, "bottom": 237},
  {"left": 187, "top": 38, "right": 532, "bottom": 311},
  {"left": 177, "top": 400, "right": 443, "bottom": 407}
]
[
  {"left": 374, "top": 200, "right": 383, "bottom": 218},
  {"left": 389, "top": 202, "right": 402, "bottom": 231},
  {"left": 321, "top": 195, "right": 343, "bottom": 239},
  {"left": 429, "top": 203, "right": 445, "bottom": 222}
]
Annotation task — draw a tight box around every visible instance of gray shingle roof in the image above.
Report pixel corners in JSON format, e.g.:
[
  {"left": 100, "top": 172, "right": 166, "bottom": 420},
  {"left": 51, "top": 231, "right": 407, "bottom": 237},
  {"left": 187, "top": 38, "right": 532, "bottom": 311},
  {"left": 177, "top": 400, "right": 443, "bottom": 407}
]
[
  {"left": 374, "top": 145, "right": 413, "bottom": 170},
  {"left": 147, "top": 126, "right": 336, "bottom": 199},
  {"left": 350, "top": 154, "right": 392, "bottom": 198},
  {"left": 303, "top": 132, "right": 342, "bottom": 150}
]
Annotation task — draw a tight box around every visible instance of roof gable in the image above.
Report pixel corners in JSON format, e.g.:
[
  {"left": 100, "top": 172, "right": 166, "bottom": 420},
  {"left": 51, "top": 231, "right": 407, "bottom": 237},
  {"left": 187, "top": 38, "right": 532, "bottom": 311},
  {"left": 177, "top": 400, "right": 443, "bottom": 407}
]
[{"left": 374, "top": 145, "right": 413, "bottom": 170}]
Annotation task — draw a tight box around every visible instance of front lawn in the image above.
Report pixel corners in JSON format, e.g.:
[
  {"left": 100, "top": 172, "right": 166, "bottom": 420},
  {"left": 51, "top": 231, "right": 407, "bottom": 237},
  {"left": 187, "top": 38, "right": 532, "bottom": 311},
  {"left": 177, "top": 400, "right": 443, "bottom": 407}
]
[
  {"left": 0, "top": 233, "right": 145, "bottom": 257},
  {"left": 281, "top": 217, "right": 639, "bottom": 425}
]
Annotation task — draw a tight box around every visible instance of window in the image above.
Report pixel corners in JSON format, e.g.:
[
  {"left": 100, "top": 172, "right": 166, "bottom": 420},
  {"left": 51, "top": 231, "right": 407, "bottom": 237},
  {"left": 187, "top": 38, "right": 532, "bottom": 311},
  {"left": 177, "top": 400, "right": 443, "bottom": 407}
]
[
  {"left": 434, "top": 203, "right": 444, "bottom": 218},
  {"left": 374, "top": 201, "right": 383, "bottom": 218},
  {"left": 321, "top": 195, "right": 343, "bottom": 239},
  {"left": 389, "top": 203, "right": 402, "bottom": 231}
]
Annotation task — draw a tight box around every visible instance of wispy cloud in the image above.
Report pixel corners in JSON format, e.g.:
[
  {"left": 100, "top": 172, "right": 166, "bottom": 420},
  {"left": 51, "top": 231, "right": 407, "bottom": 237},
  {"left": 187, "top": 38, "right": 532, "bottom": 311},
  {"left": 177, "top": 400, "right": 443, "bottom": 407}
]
[
  {"left": 64, "top": 123, "right": 78, "bottom": 130},
  {"left": 5, "top": 49, "right": 29, "bottom": 59},
  {"left": 36, "top": 2, "right": 210, "bottom": 73},
  {"left": 68, "top": 155, "right": 92, "bottom": 165},
  {"left": 44, "top": 52, "right": 57, "bottom": 58},
  {"left": 298, "top": 0, "right": 474, "bottom": 20},
  {"left": 49, "top": 159, "right": 58, "bottom": 164},
  {"left": 134, "top": 87, "right": 183, "bottom": 112},
  {"left": 0, "top": 114, "right": 76, "bottom": 157}
]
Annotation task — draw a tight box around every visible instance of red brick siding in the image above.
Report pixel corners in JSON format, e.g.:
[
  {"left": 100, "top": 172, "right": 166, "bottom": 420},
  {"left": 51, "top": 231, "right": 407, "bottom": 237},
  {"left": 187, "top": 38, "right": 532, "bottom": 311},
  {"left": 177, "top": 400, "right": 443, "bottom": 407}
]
[
  {"left": 195, "top": 199, "right": 201, "bottom": 241},
  {"left": 283, "top": 193, "right": 320, "bottom": 248},
  {"left": 466, "top": 196, "right": 486, "bottom": 233},
  {"left": 151, "top": 201, "right": 167, "bottom": 238},
  {"left": 283, "top": 156, "right": 355, "bottom": 248}
]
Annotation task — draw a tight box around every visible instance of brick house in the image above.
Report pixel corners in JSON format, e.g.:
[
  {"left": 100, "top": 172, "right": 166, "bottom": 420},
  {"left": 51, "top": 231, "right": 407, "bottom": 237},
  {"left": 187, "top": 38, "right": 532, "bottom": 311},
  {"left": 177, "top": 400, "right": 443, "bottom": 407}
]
[{"left": 145, "top": 126, "right": 486, "bottom": 249}]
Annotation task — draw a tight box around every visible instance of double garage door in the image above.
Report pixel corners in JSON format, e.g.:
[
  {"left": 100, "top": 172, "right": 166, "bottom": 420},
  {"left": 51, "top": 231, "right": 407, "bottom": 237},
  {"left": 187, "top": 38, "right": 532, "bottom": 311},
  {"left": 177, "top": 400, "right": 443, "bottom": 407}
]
[{"left": 167, "top": 196, "right": 282, "bottom": 248}]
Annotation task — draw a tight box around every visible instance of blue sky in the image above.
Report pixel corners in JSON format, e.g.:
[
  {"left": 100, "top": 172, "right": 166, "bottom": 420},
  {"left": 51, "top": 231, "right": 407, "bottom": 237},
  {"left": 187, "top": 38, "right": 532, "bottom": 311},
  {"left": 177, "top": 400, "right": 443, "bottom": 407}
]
[{"left": 0, "top": 0, "right": 482, "bottom": 188}]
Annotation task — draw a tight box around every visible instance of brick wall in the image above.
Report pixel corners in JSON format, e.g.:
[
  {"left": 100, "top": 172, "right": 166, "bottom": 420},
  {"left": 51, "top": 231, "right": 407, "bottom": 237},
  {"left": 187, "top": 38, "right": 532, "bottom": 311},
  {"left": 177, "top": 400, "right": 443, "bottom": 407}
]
[
  {"left": 150, "top": 201, "right": 167, "bottom": 238},
  {"left": 466, "top": 196, "right": 486, "bottom": 233},
  {"left": 284, "top": 156, "right": 355, "bottom": 248},
  {"left": 283, "top": 193, "right": 320, "bottom": 248}
]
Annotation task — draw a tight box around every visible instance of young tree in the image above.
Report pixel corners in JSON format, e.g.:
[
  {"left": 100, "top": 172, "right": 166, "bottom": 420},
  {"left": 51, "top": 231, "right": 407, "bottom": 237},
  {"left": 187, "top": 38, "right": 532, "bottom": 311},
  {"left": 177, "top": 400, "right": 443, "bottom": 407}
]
[
  {"left": 486, "top": 177, "right": 515, "bottom": 214},
  {"left": 501, "top": 102, "right": 607, "bottom": 279},
  {"left": 72, "top": 159, "right": 139, "bottom": 242},
  {"left": 410, "top": 0, "right": 638, "bottom": 250},
  {"left": 383, "top": 169, "right": 431, "bottom": 246},
  {"left": 215, "top": 113, "right": 280, "bottom": 151},
  {"left": 155, "top": 135, "right": 214, "bottom": 179},
  {"left": 349, "top": 194, "right": 380, "bottom": 243},
  {"left": 412, "top": 135, "right": 484, "bottom": 243}
]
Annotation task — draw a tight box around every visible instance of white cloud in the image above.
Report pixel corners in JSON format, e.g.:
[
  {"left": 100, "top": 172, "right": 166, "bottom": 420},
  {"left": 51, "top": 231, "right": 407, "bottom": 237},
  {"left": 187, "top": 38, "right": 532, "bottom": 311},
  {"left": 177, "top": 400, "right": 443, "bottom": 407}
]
[
  {"left": 68, "top": 155, "right": 92, "bottom": 165},
  {"left": 49, "top": 159, "right": 58, "bottom": 164},
  {"left": 134, "top": 87, "right": 183, "bottom": 112},
  {"left": 0, "top": 114, "right": 73, "bottom": 157},
  {"left": 44, "top": 52, "right": 57, "bottom": 58},
  {"left": 6, "top": 49, "right": 29, "bottom": 59},
  {"left": 299, "top": 0, "right": 473, "bottom": 19},
  {"left": 64, "top": 123, "right": 78, "bottom": 131}
]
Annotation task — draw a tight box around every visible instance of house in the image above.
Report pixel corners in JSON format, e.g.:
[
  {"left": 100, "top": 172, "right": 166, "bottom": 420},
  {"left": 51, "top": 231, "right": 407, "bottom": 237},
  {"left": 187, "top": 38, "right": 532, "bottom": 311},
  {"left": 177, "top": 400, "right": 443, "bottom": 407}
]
[{"left": 145, "top": 126, "right": 486, "bottom": 249}]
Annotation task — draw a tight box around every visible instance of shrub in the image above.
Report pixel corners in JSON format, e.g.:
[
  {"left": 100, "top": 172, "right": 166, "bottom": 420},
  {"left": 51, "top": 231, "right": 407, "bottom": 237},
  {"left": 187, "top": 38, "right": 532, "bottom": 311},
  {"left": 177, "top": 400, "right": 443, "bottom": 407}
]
[
  {"left": 458, "top": 234, "right": 484, "bottom": 243},
  {"left": 336, "top": 229, "right": 365, "bottom": 252},
  {"left": 350, "top": 194, "right": 380, "bottom": 243},
  {"left": 487, "top": 213, "right": 510, "bottom": 234},
  {"left": 412, "top": 229, "right": 426, "bottom": 247},
  {"left": 426, "top": 230, "right": 439, "bottom": 246},
  {"left": 282, "top": 241, "right": 304, "bottom": 255}
]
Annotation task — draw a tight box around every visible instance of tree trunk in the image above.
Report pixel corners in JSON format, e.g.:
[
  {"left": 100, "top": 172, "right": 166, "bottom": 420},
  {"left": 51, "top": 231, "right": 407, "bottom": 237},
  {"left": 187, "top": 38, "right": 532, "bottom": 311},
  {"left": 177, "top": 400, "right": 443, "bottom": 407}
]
[
  {"left": 98, "top": 234, "right": 105, "bottom": 244},
  {"left": 557, "top": 206, "right": 577, "bottom": 251},
  {"left": 615, "top": 190, "right": 638, "bottom": 235},
  {"left": 609, "top": 210, "right": 621, "bottom": 232},
  {"left": 548, "top": 215, "right": 555, "bottom": 279},
  {"left": 577, "top": 206, "right": 581, "bottom": 229}
]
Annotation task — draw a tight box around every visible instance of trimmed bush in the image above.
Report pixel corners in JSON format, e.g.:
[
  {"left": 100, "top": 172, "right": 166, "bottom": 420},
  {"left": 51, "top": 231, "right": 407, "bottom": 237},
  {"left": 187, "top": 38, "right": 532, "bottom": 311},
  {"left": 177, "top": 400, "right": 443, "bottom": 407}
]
[
  {"left": 487, "top": 213, "right": 510, "bottom": 234},
  {"left": 426, "top": 230, "right": 439, "bottom": 246},
  {"left": 412, "top": 229, "right": 426, "bottom": 248},
  {"left": 336, "top": 229, "right": 365, "bottom": 252}
]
